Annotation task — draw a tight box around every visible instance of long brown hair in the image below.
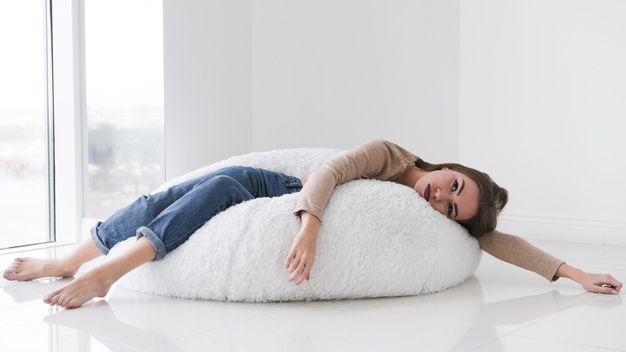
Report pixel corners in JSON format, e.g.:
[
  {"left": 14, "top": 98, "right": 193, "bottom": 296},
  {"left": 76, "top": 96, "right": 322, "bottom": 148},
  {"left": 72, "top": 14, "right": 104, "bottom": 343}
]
[{"left": 414, "top": 158, "right": 508, "bottom": 239}]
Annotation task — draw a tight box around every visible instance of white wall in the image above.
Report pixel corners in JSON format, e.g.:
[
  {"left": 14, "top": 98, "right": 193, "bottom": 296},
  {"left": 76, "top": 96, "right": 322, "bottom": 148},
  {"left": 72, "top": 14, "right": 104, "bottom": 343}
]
[
  {"left": 164, "top": 0, "right": 252, "bottom": 179},
  {"left": 460, "top": 0, "right": 626, "bottom": 245},
  {"left": 251, "top": 0, "right": 460, "bottom": 161},
  {"left": 164, "top": 0, "right": 460, "bottom": 176},
  {"left": 163, "top": 0, "right": 625, "bottom": 245}
]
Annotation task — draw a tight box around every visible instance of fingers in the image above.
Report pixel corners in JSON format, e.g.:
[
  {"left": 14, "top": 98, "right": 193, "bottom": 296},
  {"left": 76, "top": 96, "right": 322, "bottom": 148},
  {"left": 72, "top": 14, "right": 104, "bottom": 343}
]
[
  {"left": 297, "top": 264, "right": 310, "bottom": 284},
  {"left": 606, "top": 275, "right": 623, "bottom": 292},
  {"left": 289, "top": 258, "right": 306, "bottom": 281},
  {"left": 292, "top": 262, "right": 309, "bottom": 285},
  {"left": 284, "top": 249, "right": 299, "bottom": 272},
  {"left": 283, "top": 253, "right": 294, "bottom": 268},
  {"left": 596, "top": 285, "right": 618, "bottom": 294},
  {"left": 284, "top": 247, "right": 313, "bottom": 285},
  {"left": 287, "top": 256, "right": 301, "bottom": 274},
  {"left": 286, "top": 255, "right": 310, "bottom": 285},
  {"left": 595, "top": 274, "right": 622, "bottom": 294},
  {"left": 284, "top": 250, "right": 301, "bottom": 278}
]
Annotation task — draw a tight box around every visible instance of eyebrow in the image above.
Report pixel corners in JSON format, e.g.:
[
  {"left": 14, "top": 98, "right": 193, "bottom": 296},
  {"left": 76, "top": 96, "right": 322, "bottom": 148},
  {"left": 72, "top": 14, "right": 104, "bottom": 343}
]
[{"left": 454, "top": 178, "right": 465, "bottom": 219}]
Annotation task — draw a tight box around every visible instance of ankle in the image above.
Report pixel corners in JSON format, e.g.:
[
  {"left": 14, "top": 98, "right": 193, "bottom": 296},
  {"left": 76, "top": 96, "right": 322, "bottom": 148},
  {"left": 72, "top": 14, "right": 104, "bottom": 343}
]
[
  {"left": 50, "top": 258, "right": 80, "bottom": 275},
  {"left": 90, "top": 266, "right": 119, "bottom": 287}
]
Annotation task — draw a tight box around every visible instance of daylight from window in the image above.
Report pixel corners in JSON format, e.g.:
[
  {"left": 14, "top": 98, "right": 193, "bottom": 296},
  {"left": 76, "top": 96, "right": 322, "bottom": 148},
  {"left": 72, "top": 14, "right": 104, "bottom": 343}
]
[
  {"left": 84, "top": 0, "right": 164, "bottom": 219},
  {"left": 0, "top": 1, "right": 50, "bottom": 249}
]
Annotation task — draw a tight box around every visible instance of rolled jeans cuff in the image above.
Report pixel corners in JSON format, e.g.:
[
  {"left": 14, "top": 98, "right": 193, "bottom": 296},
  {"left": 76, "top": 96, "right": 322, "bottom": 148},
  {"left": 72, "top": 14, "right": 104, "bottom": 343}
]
[
  {"left": 136, "top": 226, "right": 167, "bottom": 261},
  {"left": 90, "top": 221, "right": 111, "bottom": 256}
]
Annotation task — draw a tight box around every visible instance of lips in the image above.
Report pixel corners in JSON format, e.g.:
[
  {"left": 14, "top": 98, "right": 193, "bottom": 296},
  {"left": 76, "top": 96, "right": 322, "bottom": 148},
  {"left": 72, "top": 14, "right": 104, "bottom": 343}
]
[{"left": 424, "top": 184, "right": 431, "bottom": 201}]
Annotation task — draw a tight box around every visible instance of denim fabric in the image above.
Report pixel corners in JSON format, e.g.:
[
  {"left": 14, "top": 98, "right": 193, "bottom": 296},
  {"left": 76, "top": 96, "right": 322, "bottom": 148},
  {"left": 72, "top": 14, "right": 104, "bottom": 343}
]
[{"left": 90, "top": 165, "right": 303, "bottom": 260}]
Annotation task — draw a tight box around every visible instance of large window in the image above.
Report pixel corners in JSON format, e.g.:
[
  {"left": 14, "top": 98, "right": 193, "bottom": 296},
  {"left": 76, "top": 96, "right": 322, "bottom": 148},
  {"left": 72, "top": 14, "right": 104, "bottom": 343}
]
[
  {"left": 0, "top": 0, "right": 164, "bottom": 250},
  {"left": 84, "top": 0, "right": 164, "bottom": 219},
  {"left": 0, "top": 1, "right": 54, "bottom": 249}
]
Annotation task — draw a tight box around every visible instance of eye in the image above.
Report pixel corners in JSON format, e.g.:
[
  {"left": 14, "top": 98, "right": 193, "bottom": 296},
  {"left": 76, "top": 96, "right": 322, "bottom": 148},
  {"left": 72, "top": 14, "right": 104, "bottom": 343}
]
[{"left": 448, "top": 179, "right": 459, "bottom": 218}]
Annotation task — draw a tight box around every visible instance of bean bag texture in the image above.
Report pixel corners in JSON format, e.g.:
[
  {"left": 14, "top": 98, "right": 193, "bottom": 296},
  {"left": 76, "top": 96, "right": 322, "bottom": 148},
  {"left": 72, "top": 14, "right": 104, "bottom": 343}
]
[{"left": 107, "top": 147, "right": 482, "bottom": 302}]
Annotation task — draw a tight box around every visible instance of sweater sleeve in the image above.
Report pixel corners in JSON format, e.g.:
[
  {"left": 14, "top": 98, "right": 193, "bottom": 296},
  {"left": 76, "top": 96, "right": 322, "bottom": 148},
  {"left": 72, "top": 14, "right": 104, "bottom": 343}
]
[
  {"left": 292, "top": 139, "right": 417, "bottom": 222},
  {"left": 478, "top": 230, "right": 566, "bottom": 282}
]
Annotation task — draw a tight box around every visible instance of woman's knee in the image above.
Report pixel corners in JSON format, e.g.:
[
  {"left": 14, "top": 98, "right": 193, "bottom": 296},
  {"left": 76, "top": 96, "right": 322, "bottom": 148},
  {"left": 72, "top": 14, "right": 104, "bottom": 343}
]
[
  {"left": 206, "top": 175, "right": 255, "bottom": 201},
  {"left": 195, "top": 174, "right": 239, "bottom": 188},
  {"left": 218, "top": 165, "right": 258, "bottom": 181}
]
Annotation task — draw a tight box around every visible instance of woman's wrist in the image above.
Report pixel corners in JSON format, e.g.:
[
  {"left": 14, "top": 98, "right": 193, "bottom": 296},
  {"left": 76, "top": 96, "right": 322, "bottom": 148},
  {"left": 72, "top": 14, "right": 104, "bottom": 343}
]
[
  {"left": 300, "top": 211, "right": 321, "bottom": 229},
  {"left": 556, "top": 263, "right": 586, "bottom": 282}
]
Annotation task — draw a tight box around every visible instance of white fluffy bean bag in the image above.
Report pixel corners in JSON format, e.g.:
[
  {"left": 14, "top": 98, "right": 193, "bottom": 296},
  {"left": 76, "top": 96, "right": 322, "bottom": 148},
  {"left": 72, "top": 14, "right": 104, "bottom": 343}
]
[{"left": 107, "top": 147, "right": 482, "bottom": 302}]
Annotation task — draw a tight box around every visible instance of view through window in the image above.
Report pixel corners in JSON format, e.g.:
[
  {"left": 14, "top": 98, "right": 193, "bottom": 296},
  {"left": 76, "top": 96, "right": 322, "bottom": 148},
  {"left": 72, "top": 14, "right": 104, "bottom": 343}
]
[
  {"left": 84, "top": 0, "right": 164, "bottom": 219},
  {"left": 0, "top": 1, "right": 52, "bottom": 249}
]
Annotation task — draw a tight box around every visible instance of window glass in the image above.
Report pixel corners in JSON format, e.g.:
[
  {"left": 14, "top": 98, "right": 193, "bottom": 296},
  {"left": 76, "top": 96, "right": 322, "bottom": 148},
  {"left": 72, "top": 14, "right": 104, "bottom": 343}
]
[
  {"left": 0, "top": 1, "right": 51, "bottom": 248},
  {"left": 84, "top": 0, "right": 164, "bottom": 218}
]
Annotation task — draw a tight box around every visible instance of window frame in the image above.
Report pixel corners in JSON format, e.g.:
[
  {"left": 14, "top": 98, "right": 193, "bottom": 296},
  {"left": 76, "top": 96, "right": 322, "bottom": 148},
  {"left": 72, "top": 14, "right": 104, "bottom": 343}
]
[
  {"left": 51, "top": 0, "right": 90, "bottom": 248},
  {"left": 59, "top": 0, "right": 92, "bottom": 247},
  {"left": 0, "top": 0, "right": 86, "bottom": 255}
]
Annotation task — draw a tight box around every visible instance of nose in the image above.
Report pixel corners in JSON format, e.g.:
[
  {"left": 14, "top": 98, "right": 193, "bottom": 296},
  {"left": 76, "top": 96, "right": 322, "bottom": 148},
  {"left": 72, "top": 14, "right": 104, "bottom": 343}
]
[{"left": 433, "top": 187, "right": 449, "bottom": 203}]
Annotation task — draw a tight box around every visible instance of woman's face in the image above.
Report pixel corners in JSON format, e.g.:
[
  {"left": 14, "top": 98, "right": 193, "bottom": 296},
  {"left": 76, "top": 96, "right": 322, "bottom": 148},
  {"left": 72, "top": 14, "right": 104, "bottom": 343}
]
[{"left": 413, "top": 167, "right": 480, "bottom": 221}]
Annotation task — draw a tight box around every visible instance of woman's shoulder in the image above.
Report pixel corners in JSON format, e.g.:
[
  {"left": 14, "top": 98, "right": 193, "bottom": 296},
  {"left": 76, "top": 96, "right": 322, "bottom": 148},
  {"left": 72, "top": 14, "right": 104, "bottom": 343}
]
[{"left": 357, "top": 139, "right": 420, "bottom": 161}]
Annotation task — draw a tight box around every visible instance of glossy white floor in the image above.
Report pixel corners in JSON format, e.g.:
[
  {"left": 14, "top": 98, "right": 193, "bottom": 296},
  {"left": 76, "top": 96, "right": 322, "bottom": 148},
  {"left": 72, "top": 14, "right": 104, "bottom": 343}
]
[{"left": 1, "top": 238, "right": 624, "bottom": 352}]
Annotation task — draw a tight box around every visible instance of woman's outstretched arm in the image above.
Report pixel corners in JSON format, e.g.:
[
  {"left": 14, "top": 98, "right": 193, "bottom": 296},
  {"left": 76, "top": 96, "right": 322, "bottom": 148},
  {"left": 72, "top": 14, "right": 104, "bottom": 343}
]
[
  {"left": 478, "top": 230, "right": 622, "bottom": 294},
  {"left": 554, "top": 262, "right": 621, "bottom": 294}
]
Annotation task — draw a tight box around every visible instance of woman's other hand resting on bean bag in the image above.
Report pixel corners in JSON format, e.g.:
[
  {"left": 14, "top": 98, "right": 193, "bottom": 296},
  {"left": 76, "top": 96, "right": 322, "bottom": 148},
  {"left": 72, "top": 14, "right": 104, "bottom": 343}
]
[{"left": 284, "top": 211, "right": 320, "bottom": 285}]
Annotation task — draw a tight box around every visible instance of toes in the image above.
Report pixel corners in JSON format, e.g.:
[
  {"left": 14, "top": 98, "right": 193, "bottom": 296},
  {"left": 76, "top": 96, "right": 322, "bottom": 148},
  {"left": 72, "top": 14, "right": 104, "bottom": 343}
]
[
  {"left": 66, "top": 300, "right": 80, "bottom": 309},
  {"left": 49, "top": 295, "right": 59, "bottom": 306},
  {"left": 60, "top": 295, "right": 81, "bottom": 309},
  {"left": 53, "top": 295, "right": 66, "bottom": 306},
  {"left": 44, "top": 290, "right": 62, "bottom": 304},
  {"left": 3, "top": 270, "right": 18, "bottom": 280},
  {"left": 5, "top": 263, "right": 21, "bottom": 274},
  {"left": 51, "top": 294, "right": 62, "bottom": 306}
]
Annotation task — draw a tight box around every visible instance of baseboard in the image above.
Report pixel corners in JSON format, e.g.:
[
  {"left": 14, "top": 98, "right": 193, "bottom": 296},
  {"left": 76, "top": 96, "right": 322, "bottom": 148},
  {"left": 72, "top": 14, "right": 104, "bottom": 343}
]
[{"left": 497, "top": 214, "right": 626, "bottom": 247}]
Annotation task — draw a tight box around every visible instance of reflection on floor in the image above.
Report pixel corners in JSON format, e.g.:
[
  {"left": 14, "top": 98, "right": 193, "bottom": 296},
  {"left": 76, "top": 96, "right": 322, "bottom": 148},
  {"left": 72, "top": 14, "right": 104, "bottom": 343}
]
[{"left": 1, "top": 238, "right": 624, "bottom": 352}]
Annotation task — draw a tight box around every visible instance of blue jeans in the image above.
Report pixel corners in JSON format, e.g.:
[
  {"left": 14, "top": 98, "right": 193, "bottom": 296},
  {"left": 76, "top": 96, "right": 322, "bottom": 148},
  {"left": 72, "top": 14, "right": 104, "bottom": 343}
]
[{"left": 90, "top": 165, "right": 303, "bottom": 261}]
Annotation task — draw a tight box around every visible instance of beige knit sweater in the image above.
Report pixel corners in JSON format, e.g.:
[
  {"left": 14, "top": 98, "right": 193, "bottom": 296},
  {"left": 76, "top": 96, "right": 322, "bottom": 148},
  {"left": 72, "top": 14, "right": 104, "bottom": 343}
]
[{"left": 292, "top": 139, "right": 565, "bottom": 282}]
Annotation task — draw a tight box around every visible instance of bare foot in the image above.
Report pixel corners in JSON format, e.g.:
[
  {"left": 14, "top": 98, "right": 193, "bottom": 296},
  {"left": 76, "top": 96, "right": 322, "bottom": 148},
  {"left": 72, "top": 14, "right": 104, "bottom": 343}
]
[
  {"left": 3, "top": 257, "right": 78, "bottom": 281},
  {"left": 43, "top": 269, "right": 112, "bottom": 309}
]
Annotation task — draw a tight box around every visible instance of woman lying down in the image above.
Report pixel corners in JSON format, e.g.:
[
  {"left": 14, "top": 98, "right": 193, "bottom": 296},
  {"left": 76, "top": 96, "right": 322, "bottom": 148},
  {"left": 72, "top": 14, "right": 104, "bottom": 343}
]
[{"left": 3, "top": 139, "right": 623, "bottom": 309}]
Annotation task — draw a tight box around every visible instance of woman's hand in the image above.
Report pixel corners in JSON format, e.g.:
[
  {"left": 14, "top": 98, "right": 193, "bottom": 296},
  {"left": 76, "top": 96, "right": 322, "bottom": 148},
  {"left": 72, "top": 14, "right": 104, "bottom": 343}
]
[
  {"left": 284, "top": 226, "right": 318, "bottom": 285},
  {"left": 557, "top": 263, "right": 622, "bottom": 294},
  {"left": 577, "top": 272, "right": 622, "bottom": 295}
]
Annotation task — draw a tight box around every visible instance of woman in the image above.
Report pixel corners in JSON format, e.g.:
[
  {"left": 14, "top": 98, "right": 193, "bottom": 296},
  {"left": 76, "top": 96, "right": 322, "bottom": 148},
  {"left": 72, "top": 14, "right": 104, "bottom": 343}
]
[{"left": 3, "top": 139, "right": 622, "bottom": 309}]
